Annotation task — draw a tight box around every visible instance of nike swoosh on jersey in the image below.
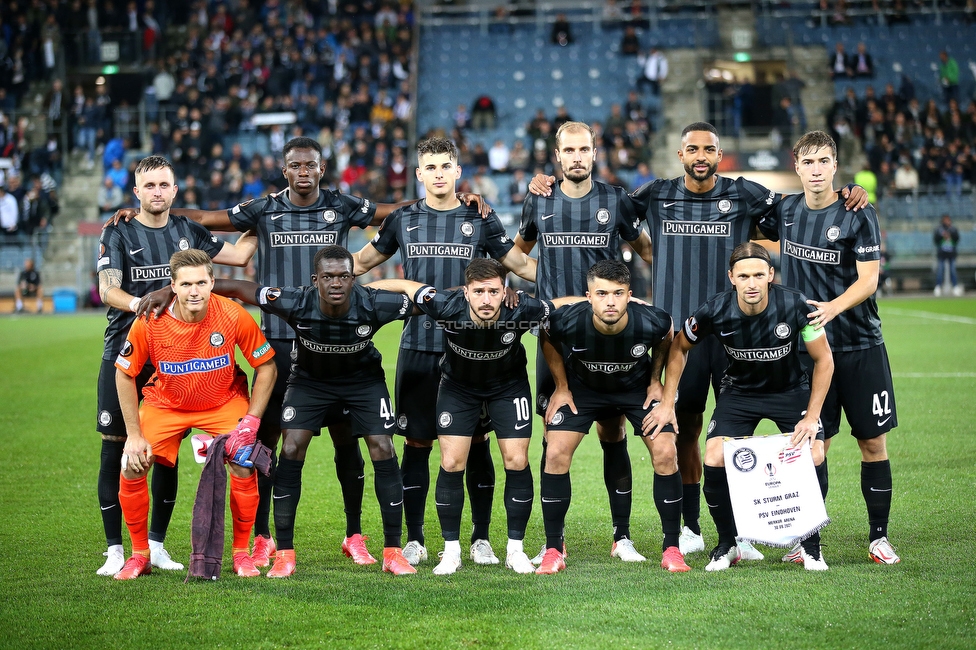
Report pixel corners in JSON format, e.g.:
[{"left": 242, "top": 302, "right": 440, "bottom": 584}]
[
  {"left": 296, "top": 324, "right": 312, "bottom": 330},
  {"left": 571, "top": 347, "right": 587, "bottom": 352},
  {"left": 129, "top": 248, "right": 145, "bottom": 255},
  {"left": 271, "top": 213, "right": 285, "bottom": 220},
  {"left": 663, "top": 201, "right": 676, "bottom": 208},
  {"left": 406, "top": 224, "right": 422, "bottom": 231},
  {"left": 719, "top": 330, "right": 737, "bottom": 336},
  {"left": 784, "top": 221, "right": 796, "bottom": 226},
  {"left": 541, "top": 213, "right": 555, "bottom": 220}
]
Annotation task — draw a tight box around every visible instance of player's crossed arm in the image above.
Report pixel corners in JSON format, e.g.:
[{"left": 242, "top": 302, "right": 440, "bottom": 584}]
[{"left": 642, "top": 329, "right": 692, "bottom": 439}]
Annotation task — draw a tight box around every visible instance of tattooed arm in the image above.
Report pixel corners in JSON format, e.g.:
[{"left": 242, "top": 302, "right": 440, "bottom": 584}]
[{"left": 98, "top": 268, "right": 144, "bottom": 313}]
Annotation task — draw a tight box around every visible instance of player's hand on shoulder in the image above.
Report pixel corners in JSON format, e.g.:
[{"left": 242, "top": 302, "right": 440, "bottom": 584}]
[
  {"left": 628, "top": 296, "right": 650, "bottom": 306},
  {"left": 104, "top": 207, "right": 138, "bottom": 229},
  {"left": 504, "top": 287, "right": 521, "bottom": 309},
  {"left": 459, "top": 192, "right": 492, "bottom": 218},
  {"left": 841, "top": 184, "right": 869, "bottom": 212},
  {"left": 139, "top": 286, "right": 175, "bottom": 319},
  {"left": 806, "top": 298, "right": 840, "bottom": 330},
  {"left": 528, "top": 174, "right": 556, "bottom": 197}
]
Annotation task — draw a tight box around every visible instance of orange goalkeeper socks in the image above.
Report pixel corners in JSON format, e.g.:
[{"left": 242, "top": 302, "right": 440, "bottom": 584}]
[{"left": 229, "top": 473, "right": 259, "bottom": 553}]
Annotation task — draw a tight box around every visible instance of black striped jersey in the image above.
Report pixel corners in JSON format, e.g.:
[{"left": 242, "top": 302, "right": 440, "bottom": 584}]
[
  {"left": 683, "top": 284, "right": 818, "bottom": 393},
  {"left": 371, "top": 201, "right": 515, "bottom": 352},
  {"left": 630, "top": 175, "right": 779, "bottom": 329},
  {"left": 228, "top": 188, "right": 376, "bottom": 339},
  {"left": 544, "top": 301, "right": 673, "bottom": 393},
  {"left": 518, "top": 180, "right": 642, "bottom": 299},
  {"left": 757, "top": 195, "right": 884, "bottom": 351},
  {"left": 97, "top": 216, "right": 224, "bottom": 360},
  {"left": 413, "top": 286, "right": 555, "bottom": 388},
  {"left": 254, "top": 283, "right": 411, "bottom": 381}
]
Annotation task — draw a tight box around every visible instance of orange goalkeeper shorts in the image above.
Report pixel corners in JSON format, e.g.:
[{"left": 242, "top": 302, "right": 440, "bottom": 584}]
[{"left": 139, "top": 395, "right": 250, "bottom": 467}]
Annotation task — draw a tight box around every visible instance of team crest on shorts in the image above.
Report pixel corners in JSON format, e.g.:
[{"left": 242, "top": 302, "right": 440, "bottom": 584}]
[
  {"left": 717, "top": 199, "right": 733, "bottom": 214},
  {"left": 501, "top": 332, "right": 516, "bottom": 345},
  {"left": 120, "top": 341, "right": 133, "bottom": 357},
  {"left": 550, "top": 412, "right": 564, "bottom": 425},
  {"left": 323, "top": 209, "right": 337, "bottom": 223},
  {"left": 731, "top": 447, "right": 758, "bottom": 472},
  {"left": 707, "top": 419, "right": 716, "bottom": 434},
  {"left": 210, "top": 332, "right": 224, "bottom": 346},
  {"left": 538, "top": 394, "right": 549, "bottom": 410},
  {"left": 631, "top": 344, "right": 647, "bottom": 357},
  {"left": 825, "top": 226, "right": 841, "bottom": 242},
  {"left": 178, "top": 237, "right": 190, "bottom": 250},
  {"left": 98, "top": 410, "right": 112, "bottom": 426},
  {"left": 774, "top": 322, "right": 791, "bottom": 339},
  {"left": 397, "top": 414, "right": 408, "bottom": 430},
  {"left": 282, "top": 407, "right": 296, "bottom": 422},
  {"left": 595, "top": 208, "right": 611, "bottom": 225},
  {"left": 460, "top": 221, "right": 474, "bottom": 237},
  {"left": 438, "top": 411, "right": 453, "bottom": 428},
  {"left": 356, "top": 325, "right": 372, "bottom": 337}
]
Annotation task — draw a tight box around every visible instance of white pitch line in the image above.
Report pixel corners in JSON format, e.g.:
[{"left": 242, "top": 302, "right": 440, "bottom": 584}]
[
  {"left": 883, "top": 307, "right": 976, "bottom": 325},
  {"left": 893, "top": 372, "right": 976, "bottom": 378}
]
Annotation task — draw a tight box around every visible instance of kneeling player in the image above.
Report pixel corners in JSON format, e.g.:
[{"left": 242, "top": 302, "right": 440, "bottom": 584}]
[
  {"left": 540, "top": 260, "right": 684, "bottom": 574},
  {"left": 373, "top": 258, "right": 584, "bottom": 574},
  {"left": 646, "top": 243, "right": 833, "bottom": 571},
  {"left": 216, "top": 246, "right": 414, "bottom": 576},
  {"left": 114, "top": 249, "right": 276, "bottom": 580}
]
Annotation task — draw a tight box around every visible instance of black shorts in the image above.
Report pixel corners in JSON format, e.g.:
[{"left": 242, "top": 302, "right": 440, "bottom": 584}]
[
  {"left": 264, "top": 339, "right": 349, "bottom": 435},
  {"left": 674, "top": 334, "right": 726, "bottom": 414},
  {"left": 437, "top": 377, "right": 533, "bottom": 440},
  {"left": 801, "top": 344, "right": 897, "bottom": 440},
  {"left": 705, "top": 387, "right": 824, "bottom": 441},
  {"left": 546, "top": 379, "right": 675, "bottom": 437},
  {"left": 281, "top": 373, "right": 395, "bottom": 437},
  {"left": 96, "top": 356, "right": 154, "bottom": 436},
  {"left": 395, "top": 348, "right": 491, "bottom": 441}
]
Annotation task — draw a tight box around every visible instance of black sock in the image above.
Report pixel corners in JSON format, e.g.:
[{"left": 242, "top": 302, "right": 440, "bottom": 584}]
[
  {"left": 272, "top": 457, "right": 304, "bottom": 551},
  {"left": 682, "top": 482, "right": 702, "bottom": 535},
  {"left": 601, "top": 438, "right": 632, "bottom": 541},
  {"left": 98, "top": 439, "right": 125, "bottom": 546},
  {"left": 254, "top": 450, "right": 276, "bottom": 538},
  {"left": 334, "top": 441, "right": 365, "bottom": 538},
  {"left": 148, "top": 459, "right": 178, "bottom": 543},
  {"left": 861, "top": 459, "right": 892, "bottom": 542},
  {"left": 654, "top": 472, "right": 683, "bottom": 550},
  {"left": 820, "top": 457, "right": 829, "bottom": 500},
  {"left": 504, "top": 467, "right": 533, "bottom": 541},
  {"left": 801, "top": 530, "right": 822, "bottom": 557},
  {"left": 539, "top": 436, "right": 548, "bottom": 475},
  {"left": 435, "top": 468, "right": 465, "bottom": 543},
  {"left": 466, "top": 439, "right": 495, "bottom": 543},
  {"left": 373, "top": 457, "right": 403, "bottom": 548},
  {"left": 703, "top": 465, "right": 737, "bottom": 546},
  {"left": 541, "top": 471, "right": 571, "bottom": 549},
  {"left": 400, "top": 445, "right": 432, "bottom": 545}
]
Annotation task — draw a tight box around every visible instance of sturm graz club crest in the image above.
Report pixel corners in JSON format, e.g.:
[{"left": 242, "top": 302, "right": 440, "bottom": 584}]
[
  {"left": 501, "top": 332, "right": 516, "bottom": 344},
  {"left": 595, "top": 208, "right": 611, "bottom": 225},
  {"left": 282, "top": 406, "right": 296, "bottom": 422},
  {"left": 732, "top": 447, "right": 758, "bottom": 472},
  {"left": 460, "top": 221, "right": 474, "bottom": 237},
  {"left": 178, "top": 237, "right": 190, "bottom": 250},
  {"left": 825, "top": 225, "right": 841, "bottom": 242},
  {"left": 774, "top": 322, "right": 791, "bottom": 339},
  {"left": 631, "top": 344, "right": 647, "bottom": 357},
  {"left": 717, "top": 199, "right": 733, "bottom": 214},
  {"left": 438, "top": 411, "right": 453, "bottom": 428},
  {"left": 323, "top": 209, "right": 337, "bottom": 223},
  {"left": 210, "top": 332, "right": 224, "bottom": 346},
  {"left": 356, "top": 325, "right": 372, "bottom": 337}
]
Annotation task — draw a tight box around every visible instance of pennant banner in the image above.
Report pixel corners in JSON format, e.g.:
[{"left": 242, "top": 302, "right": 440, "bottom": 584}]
[{"left": 723, "top": 434, "right": 830, "bottom": 548}]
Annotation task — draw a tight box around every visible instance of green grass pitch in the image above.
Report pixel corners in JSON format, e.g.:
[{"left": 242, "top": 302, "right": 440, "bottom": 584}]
[{"left": 0, "top": 296, "right": 974, "bottom": 649}]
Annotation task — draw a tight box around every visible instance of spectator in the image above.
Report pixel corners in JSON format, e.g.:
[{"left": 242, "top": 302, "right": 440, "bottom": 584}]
[
  {"left": 620, "top": 26, "right": 640, "bottom": 56},
  {"left": 551, "top": 13, "right": 573, "bottom": 46},
  {"left": 938, "top": 50, "right": 960, "bottom": 105},
  {"left": 488, "top": 139, "right": 510, "bottom": 174},
  {"left": 105, "top": 158, "right": 129, "bottom": 192},
  {"left": 637, "top": 46, "right": 668, "bottom": 97},
  {"left": 97, "top": 175, "right": 124, "bottom": 218},
  {"left": 508, "top": 168, "right": 529, "bottom": 205},
  {"left": 0, "top": 182, "right": 18, "bottom": 243},
  {"left": 15, "top": 258, "right": 43, "bottom": 313},
  {"left": 933, "top": 214, "right": 962, "bottom": 296},
  {"left": 470, "top": 165, "right": 499, "bottom": 204},
  {"left": 470, "top": 95, "right": 496, "bottom": 131},
  {"left": 632, "top": 161, "right": 655, "bottom": 189},
  {"left": 853, "top": 162, "right": 878, "bottom": 204},
  {"left": 851, "top": 42, "right": 873, "bottom": 78},
  {"left": 46, "top": 79, "right": 66, "bottom": 133},
  {"left": 508, "top": 139, "right": 530, "bottom": 172},
  {"left": 829, "top": 42, "right": 852, "bottom": 79}
]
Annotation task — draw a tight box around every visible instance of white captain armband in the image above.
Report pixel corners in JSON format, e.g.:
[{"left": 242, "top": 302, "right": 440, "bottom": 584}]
[{"left": 801, "top": 323, "right": 826, "bottom": 342}]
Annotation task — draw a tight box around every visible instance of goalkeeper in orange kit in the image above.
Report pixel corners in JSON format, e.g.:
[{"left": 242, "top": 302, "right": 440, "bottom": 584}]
[{"left": 113, "top": 248, "right": 276, "bottom": 580}]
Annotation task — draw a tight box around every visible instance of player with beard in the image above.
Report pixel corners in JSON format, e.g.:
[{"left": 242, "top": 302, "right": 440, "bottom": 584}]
[
  {"left": 95, "top": 155, "right": 256, "bottom": 576},
  {"left": 531, "top": 122, "right": 865, "bottom": 560},
  {"left": 516, "top": 121, "right": 657, "bottom": 566},
  {"left": 759, "top": 131, "right": 900, "bottom": 565},
  {"left": 125, "top": 138, "right": 489, "bottom": 568}
]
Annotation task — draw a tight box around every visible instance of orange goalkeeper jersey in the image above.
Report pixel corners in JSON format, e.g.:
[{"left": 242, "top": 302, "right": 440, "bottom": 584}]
[{"left": 116, "top": 294, "right": 274, "bottom": 411}]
